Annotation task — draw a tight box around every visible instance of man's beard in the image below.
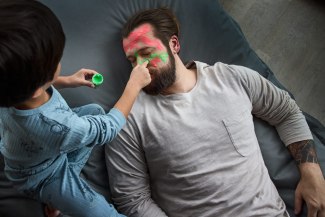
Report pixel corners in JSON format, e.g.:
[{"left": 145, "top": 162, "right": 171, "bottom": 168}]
[{"left": 143, "top": 51, "right": 176, "bottom": 95}]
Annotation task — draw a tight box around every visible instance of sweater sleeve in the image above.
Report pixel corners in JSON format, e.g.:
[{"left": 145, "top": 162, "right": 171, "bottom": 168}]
[
  {"left": 226, "top": 64, "right": 313, "bottom": 146},
  {"left": 58, "top": 108, "right": 126, "bottom": 153},
  {"left": 106, "top": 120, "right": 168, "bottom": 217}
]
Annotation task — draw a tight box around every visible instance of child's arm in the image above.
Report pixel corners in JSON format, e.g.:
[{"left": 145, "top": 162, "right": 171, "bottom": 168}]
[
  {"left": 114, "top": 61, "right": 151, "bottom": 118},
  {"left": 53, "top": 68, "right": 98, "bottom": 89}
]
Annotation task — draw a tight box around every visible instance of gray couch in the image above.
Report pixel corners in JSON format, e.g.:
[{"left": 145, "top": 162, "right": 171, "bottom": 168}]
[{"left": 1, "top": 0, "right": 324, "bottom": 216}]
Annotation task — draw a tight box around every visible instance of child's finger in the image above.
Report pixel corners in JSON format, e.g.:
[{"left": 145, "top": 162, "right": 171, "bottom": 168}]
[
  {"left": 82, "top": 80, "right": 95, "bottom": 88},
  {"left": 80, "top": 68, "right": 98, "bottom": 76},
  {"left": 84, "top": 71, "right": 99, "bottom": 80},
  {"left": 141, "top": 60, "right": 149, "bottom": 67},
  {"left": 86, "top": 70, "right": 98, "bottom": 76},
  {"left": 88, "top": 81, "right": 96, "bottom": 88}
]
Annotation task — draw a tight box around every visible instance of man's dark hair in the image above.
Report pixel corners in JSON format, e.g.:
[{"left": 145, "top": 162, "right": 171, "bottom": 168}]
[
  {"left": 122, "top": 7, "right": 180, "bottom": 49},
  {"left": 0, "top": 0, "right": 65, "bottom": 107}
]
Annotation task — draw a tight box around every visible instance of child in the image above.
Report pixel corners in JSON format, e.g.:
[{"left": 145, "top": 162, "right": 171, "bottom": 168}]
[{"left": 0, "top": 0, "right": 151, "bottom": 216}]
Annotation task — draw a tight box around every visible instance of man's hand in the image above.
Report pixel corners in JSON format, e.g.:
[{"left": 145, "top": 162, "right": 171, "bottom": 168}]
[
  {"left": 295, "top": 163, "right": 325, "bottom": 217},
  {"left": 288, "top": 140, "right": 325, "bottom": 217}
]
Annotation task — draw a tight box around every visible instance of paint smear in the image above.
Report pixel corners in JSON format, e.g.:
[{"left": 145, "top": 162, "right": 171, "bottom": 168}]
[
  {"left": 123, "top": 24, "right": 165, "bottom": 53},
  {"left": 136, "top": 52, "right": 169, "bottom": 67}
]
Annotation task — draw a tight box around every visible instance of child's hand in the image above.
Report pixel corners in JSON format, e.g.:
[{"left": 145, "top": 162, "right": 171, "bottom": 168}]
[
  {"left": 128, "top": 61, "right": 151, "bottom": 91},
  {"left": 113, "top": 61, "right": 152, "bottom": 118},
  {"left": 68, "top": 68, "right": 99, "bottom": 88}
]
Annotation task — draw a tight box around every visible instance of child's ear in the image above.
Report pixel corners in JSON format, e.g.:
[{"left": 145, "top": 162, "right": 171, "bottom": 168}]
[
  {"left": 169, "top": 35, "right": 180, "bottom": 54},
  {"left": 31, "top": 87, "right": 44, "bottom": 99}
]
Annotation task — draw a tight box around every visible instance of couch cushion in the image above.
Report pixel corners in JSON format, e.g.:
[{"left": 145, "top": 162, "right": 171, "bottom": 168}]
[{"left": 0, "top": 1, "right": 324, "bottom": 216}]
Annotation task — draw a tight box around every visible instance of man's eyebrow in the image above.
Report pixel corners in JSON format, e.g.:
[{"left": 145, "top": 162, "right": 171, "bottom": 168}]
[
  {"left": 137, "top": 47, "right": 154, "bottom": 53},
  {"left": 126, "top": 47, "right": 154, "bottom": 59}
]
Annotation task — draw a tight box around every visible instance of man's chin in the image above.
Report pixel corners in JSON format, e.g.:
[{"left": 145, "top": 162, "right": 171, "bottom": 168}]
[
  {"left": 143, "top": 87, "right": 160, "bottom": 95},
  {"left": 148, "top": 69, "right": 157, "bottom": 77},
  {"left": 142, "top": 84, "right": 162, "bottom": 95}
]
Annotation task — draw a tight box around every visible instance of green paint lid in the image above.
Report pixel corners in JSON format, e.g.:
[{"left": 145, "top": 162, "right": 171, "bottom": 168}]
[{"left": 92, "top": 73, "right": 104, "bottom": 86}]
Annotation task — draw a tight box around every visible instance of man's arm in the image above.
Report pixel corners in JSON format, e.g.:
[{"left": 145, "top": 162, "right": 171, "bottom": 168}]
[
  {"left": 287, "top": 140, "right": 318, "bottom": 165},
  {"left": 106, "top": 125, "right": 168, "bottom": 217},
  {"left": 226, "top": 64, "right": 325, "bottom": 216},
  {"left": 287, "top": 140, "right": 325, "bottom": 216}
]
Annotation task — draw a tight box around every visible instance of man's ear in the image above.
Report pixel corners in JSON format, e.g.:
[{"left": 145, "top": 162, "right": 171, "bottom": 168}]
[{"left": 169, "top": 35, "right": 180, "bottom": 54}]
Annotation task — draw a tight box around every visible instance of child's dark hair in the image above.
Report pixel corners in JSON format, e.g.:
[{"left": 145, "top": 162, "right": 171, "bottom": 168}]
[{"left": 0, "top": 0, "right": 65, "bottom": 107}]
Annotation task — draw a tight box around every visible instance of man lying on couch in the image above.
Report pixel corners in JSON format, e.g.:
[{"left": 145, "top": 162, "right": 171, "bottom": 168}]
[{"left": 106, "top": 7, "right": 325, "bottom": 217}]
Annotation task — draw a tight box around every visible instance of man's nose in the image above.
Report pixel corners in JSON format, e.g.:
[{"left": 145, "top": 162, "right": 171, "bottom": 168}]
[{"left": 137, "top": 57, "right": 149, "bottom": 65}]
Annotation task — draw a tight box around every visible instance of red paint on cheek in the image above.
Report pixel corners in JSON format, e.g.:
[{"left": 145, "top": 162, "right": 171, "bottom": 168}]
[{"left": 150, "top": 57, "right": 162, "bottom": 67}]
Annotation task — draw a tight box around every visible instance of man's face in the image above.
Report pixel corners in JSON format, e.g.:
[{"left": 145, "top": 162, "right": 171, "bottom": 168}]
[{"left": 123, "top": 23, "right": 176, "bottom": 95}]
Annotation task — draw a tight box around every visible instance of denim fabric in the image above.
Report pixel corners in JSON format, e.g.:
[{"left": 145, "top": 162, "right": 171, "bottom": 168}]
[
  {"left": 0, "top": 86, "right": 126, "bottom": 217},
  {"left": 38, "top": 104, "right": 125, "bottom": 217}
]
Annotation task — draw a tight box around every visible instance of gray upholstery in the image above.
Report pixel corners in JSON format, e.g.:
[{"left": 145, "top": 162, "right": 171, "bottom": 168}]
[{"left": 1, "top": 0, "right": 324, "bottom": 216}]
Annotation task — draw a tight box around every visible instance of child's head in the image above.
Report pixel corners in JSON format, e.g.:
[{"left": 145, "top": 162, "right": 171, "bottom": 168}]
[{"left": 0, "top": 0, "right": 65, "bottom": 107}]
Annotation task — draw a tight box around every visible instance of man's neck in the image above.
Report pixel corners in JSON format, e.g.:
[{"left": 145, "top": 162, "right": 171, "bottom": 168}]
[{"left": 161, "top": 58, "right": 197, "bottom": 95}]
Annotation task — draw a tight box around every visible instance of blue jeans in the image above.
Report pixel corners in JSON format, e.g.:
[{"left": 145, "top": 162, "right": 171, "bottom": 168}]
[{"left": 39, "top": 104, "right": 126, "bottom": 217}]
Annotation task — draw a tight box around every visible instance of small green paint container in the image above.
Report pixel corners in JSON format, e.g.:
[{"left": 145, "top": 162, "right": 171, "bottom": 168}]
[{"left": 92, "top": 73, "right": 104, "bottom": 86}]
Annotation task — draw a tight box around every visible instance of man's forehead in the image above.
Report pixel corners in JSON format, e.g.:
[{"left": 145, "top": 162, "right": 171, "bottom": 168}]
[
  {"left": 123, "top": 24, "right": 153, "bottom": 45},
  {"left": 129, "top": 23, "right": 153, "bottom": 39},
  {"left": 123, "top": 23, "right": 164, "bottom": 53}
]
